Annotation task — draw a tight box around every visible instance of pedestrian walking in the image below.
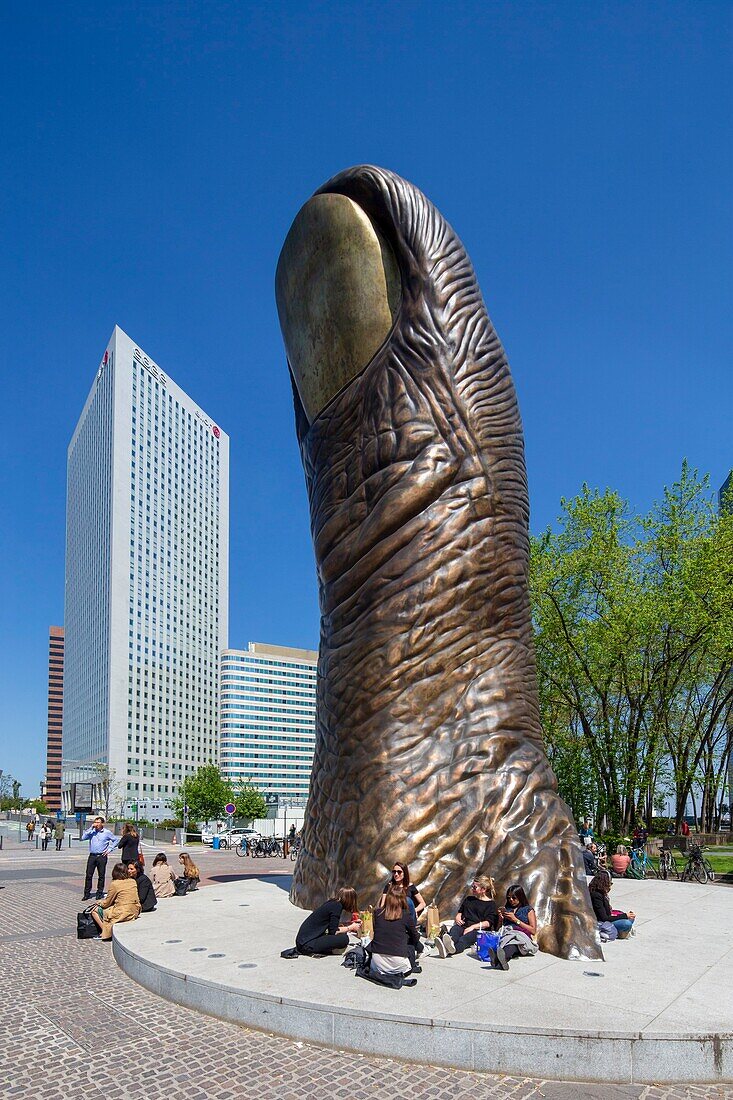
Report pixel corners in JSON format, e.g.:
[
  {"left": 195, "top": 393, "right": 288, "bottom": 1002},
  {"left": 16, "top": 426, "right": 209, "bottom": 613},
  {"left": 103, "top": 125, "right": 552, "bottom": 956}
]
[
  {"left": 40, "top": 822, "right": 52, "bottom": 851},
  {"left": 54, "top": 819, "right": 65, "bottom": 851},
  {"left": 26, "top": 819, "right": 35, "bottom": 843},
  {"left": 81, "top": 816, "right": 119, "bottom": 900}
]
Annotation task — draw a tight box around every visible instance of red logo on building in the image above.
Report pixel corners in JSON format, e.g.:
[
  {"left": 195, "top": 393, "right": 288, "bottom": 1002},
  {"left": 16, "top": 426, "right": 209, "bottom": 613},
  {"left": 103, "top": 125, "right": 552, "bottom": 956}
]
[
  {"left": 103, "top": 350, "right": 108, "bottom": 365},
  {"left": 212, "top": 425, "right": 221, "bottom": 439}
]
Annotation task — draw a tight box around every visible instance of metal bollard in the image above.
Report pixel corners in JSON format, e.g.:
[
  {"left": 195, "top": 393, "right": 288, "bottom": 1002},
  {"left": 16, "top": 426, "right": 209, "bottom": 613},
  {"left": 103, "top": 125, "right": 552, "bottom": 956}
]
[{"left": 35, "top": 836, "right": 39, "bottom": 849}]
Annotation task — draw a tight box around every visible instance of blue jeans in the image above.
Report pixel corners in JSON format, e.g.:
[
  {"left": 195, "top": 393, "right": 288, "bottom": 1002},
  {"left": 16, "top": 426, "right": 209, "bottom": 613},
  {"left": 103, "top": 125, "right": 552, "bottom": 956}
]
[{"left": 612, "top": 918, "right": 633, "bottom": 935}]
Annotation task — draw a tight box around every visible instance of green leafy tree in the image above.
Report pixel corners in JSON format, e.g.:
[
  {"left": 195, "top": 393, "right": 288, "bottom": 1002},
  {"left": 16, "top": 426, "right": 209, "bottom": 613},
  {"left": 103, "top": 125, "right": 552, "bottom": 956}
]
[
  {"left": 531, "top": 485, "right": 652, "bottom": 830},
  {"left": 234, "top": 781, "right": 267, "bottom": 823},
  {"left": 643, "top": 467, "right": 733, "bottom": 829},
  {"left": 0, "top": 775, "right": 22, "bottom": 808},
  {"left": 531, "top": 465, "right": 733, "bottom": 832},
  {"left": 171, "top": 765, "right": 233, "bottom": 826},
  {"left": 27, "top": 799, "right": 49, "bottom": 815}
]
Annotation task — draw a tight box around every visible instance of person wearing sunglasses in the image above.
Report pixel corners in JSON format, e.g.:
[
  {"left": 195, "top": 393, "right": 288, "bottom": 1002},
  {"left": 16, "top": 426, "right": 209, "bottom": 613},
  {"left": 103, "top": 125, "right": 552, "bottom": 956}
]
[{"left": 378, "top": 861, "right": 426, "bottom": 920}]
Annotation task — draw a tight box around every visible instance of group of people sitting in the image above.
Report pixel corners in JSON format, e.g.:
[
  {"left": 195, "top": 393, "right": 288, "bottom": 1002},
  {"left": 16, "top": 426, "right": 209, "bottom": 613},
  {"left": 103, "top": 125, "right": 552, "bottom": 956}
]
[
  {"left": 291, "top": 862, "right": 539, "bottom": 989},
  {"left": 86, "top": 850, "right": 200, "bottom": 941},
  {"left": 582, "top": 841, "right": 630, "bottom": 877}
]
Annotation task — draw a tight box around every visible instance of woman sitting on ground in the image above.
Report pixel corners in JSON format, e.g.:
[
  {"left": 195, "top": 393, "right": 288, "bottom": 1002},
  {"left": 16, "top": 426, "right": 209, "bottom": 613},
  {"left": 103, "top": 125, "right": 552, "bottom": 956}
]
[
  {"left": 178, "top": 852, "right": 200, "bottom": 890},
  {"left": 368, "top": 884, "right": 421, "bottom": 985},
  {"left": 117, "top": 822, "right": 140, "bottom": 866},
  {"left": 611, "top": 844, "right": 631, "bottom": 877},
  {"left": 128, "top": 860, "right": 156, "bottom": 912},
  {"left": 378, "top": 862, "right": 426, "bottom": 921},
  {"left": 589, "top": 873, "right": 636, "bottom": 938},
  {"left": 295, "top": 886, "right": 361, "bottom": 956},
  {"left": 151, "top": 852, "right": 178, "bottom": 898},
  {"left": 496, "top": 884, "right": 538, "bottom": 969},
  {"left": 89, "top": 862, "right": 141, "bottom": 940},
  {"left": 436, "top": 876, "right": 499, "bottom": 957}
]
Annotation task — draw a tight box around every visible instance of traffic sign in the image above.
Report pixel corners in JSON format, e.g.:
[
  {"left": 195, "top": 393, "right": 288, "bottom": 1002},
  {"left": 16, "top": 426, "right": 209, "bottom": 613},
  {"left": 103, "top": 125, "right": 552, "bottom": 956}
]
[{"left": 225, "top": 802, "right": 236, "bottom": 815}]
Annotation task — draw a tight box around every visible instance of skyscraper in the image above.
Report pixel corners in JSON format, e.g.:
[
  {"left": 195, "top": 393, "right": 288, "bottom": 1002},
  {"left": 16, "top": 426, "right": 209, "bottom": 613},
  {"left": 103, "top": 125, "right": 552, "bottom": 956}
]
[
  {"left": 44, "top": 626, "right": 64, "bottom": 812},
  {"left": 63, "top": 326, "right": 229, "bottom": 808},
  {"left": 219, "top": 642, "right": 317, "bottom": 803}
]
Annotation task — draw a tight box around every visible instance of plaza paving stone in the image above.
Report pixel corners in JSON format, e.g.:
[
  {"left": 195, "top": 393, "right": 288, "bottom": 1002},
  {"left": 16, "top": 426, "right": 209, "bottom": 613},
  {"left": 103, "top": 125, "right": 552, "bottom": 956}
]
[{"left": 0, "top": 848, "right": 730, "bottom": 1100}]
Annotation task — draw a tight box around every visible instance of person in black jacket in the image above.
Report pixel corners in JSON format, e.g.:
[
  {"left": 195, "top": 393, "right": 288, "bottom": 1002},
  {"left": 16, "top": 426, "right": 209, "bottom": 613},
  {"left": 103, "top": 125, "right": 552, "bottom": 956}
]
[
  {"left": 582, "top": 844, "right": 599, "bottom": 875},
  {"left": 128, "top": 860, "right": 156, "bottom": 912},
  {"left": 295, "top": 887, "right": 361, "bottom": 956},
  {"left": 436, "top": 875, "right": 500, "bottom": 957},
  {"left": 369, "top": 885, "right": 421, "bottom": 984},
  {"left": 117, "top": 823, "right": 140, "bottom": 865}
]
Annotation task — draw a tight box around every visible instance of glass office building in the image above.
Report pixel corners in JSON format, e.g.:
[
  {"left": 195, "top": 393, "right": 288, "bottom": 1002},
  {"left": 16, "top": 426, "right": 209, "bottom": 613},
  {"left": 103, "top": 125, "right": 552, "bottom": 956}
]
[
  {"left": 219, "top": 643, "right": 317, "bottom": 802},
  {"left": 63, "top": 326, "right": 229, "bottom": 807}
]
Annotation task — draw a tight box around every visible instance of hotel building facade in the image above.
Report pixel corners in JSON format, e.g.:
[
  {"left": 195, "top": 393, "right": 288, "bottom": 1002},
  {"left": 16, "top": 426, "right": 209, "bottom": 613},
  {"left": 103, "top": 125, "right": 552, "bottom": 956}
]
[
  {"left": 219, "top": 643, "right": 317, "bottom": 804},
  {"left": 62, "top": 326, "right": 229, "bottom": 808}
]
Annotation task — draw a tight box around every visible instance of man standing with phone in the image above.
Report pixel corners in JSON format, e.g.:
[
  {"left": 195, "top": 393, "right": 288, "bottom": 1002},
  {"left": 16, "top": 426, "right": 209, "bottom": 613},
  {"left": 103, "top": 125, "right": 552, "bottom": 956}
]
[{"left": 81, "top": 816, "right": 118, "bottom": 900}]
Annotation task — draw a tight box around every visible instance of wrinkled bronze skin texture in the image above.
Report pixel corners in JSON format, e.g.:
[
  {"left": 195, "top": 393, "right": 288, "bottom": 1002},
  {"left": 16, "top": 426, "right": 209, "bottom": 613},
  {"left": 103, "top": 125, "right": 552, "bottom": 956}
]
[{"left": 277, "top": 165, "right": 601, "bottom": 960}]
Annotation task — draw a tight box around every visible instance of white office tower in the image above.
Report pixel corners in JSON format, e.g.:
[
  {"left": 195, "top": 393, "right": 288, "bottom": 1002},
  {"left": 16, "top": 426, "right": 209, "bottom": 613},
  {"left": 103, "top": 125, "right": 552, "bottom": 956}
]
[
  {"left": 220, "top": 643, "right": 317, "bottom": 803},
  {"left": 63, "top": 326, "right": 229, "bottom": 807}
]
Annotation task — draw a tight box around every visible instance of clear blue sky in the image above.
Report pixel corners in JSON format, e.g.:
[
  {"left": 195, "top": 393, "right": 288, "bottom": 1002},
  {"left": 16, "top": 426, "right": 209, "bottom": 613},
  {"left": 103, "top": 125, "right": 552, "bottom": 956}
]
[{"left": 1, "top": 1, "right": 730, "bottom": 794}]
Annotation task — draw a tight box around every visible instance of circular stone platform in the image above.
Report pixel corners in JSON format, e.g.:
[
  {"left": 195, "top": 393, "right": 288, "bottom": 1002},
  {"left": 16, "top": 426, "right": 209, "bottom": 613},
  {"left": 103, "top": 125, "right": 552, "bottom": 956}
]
[{"left": 113, "top": 876, "right": 732, "bottom": 1084}]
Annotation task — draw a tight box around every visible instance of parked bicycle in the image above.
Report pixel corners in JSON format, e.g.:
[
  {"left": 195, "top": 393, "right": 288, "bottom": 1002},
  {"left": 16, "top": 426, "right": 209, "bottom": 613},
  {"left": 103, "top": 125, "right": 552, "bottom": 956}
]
[
  {"left": 658, "top": 847, "right": 679, "bottom": 880},
  {"left": 235, "top": 832, "right": 261, "bottom": 858},
  {"left": 680, "top": 843, "right": 715, "bottom": 885},
  {"left": 289, "top": 835, "right": 302, "bottom": 861},
  {"left": 251, "top": 836, "right": 284, "bottom": 858},
  {"left": 628, "top": 845, "right": 658, "bottom": 879}
]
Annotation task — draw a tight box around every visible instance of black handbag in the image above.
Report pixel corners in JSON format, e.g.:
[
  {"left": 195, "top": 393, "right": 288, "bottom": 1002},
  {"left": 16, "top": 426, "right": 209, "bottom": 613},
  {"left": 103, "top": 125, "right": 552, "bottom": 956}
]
[
  {"left": 173, "top": 877, "right": 189, "bottom": 896},
  {"left": 77, "top": 907, "right": 100, "bottom": 938}
]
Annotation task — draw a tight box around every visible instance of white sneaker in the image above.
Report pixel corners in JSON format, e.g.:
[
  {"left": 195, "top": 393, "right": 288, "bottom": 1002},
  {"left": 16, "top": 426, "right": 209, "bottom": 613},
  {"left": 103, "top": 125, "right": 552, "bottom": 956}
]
[
  {"left": 435, "top": 937, "right": 447, "bottom": 958},
  {"left": 442, "top": 932, "right": 456, "bottom": 956}
]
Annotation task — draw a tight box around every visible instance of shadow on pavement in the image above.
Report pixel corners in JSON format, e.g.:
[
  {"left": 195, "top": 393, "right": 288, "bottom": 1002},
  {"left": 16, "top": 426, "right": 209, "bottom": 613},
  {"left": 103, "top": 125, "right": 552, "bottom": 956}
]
[{"left": 206, "top": 873, "right": 292, "bottom": 892}]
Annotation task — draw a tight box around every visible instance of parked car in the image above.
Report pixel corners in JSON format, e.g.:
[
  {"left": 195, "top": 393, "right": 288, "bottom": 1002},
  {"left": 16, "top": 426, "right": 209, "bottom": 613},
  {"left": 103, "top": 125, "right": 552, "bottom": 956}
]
[{"left": 202, "top": 827, "right": 259, "bottom": 849}]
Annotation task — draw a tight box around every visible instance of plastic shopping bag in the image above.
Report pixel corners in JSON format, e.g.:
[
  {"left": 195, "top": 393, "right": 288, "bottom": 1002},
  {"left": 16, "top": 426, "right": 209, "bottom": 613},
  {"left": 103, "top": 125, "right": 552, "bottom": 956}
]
[{"left": 475, "top": 930, "right": 501, "bottom": 961}]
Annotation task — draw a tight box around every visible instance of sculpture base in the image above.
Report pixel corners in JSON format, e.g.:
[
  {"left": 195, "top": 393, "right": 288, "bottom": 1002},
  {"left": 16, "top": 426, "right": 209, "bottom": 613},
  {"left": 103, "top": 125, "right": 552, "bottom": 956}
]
[{"left": 114, "top": 877, "right": 732, "bottom": 1084}]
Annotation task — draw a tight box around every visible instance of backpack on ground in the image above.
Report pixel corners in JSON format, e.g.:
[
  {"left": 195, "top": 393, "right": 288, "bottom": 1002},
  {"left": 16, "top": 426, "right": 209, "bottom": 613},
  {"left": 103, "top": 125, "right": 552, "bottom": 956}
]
[{"left": 341, "top": 944, "right": 367, "bottom": 970}]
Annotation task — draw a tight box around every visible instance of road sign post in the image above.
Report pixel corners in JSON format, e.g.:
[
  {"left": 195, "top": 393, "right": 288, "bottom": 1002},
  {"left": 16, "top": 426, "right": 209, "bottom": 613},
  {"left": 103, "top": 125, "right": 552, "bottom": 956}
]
[{"left": 225, "top": 802, "right": 235, "bottom": 848}]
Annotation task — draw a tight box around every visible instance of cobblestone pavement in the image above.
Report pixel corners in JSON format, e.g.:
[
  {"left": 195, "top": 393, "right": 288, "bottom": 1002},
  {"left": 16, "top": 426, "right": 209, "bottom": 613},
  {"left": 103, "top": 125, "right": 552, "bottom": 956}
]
[{"left": 0, "top": 852, "right": 730, "bottom": 1100}]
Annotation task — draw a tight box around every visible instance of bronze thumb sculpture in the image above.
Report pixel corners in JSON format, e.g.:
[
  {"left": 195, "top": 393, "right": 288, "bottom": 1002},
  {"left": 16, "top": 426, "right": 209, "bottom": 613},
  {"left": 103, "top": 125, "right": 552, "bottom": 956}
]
[{"left": 276, "top": 164, "right": 601, "bottom": 960}]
